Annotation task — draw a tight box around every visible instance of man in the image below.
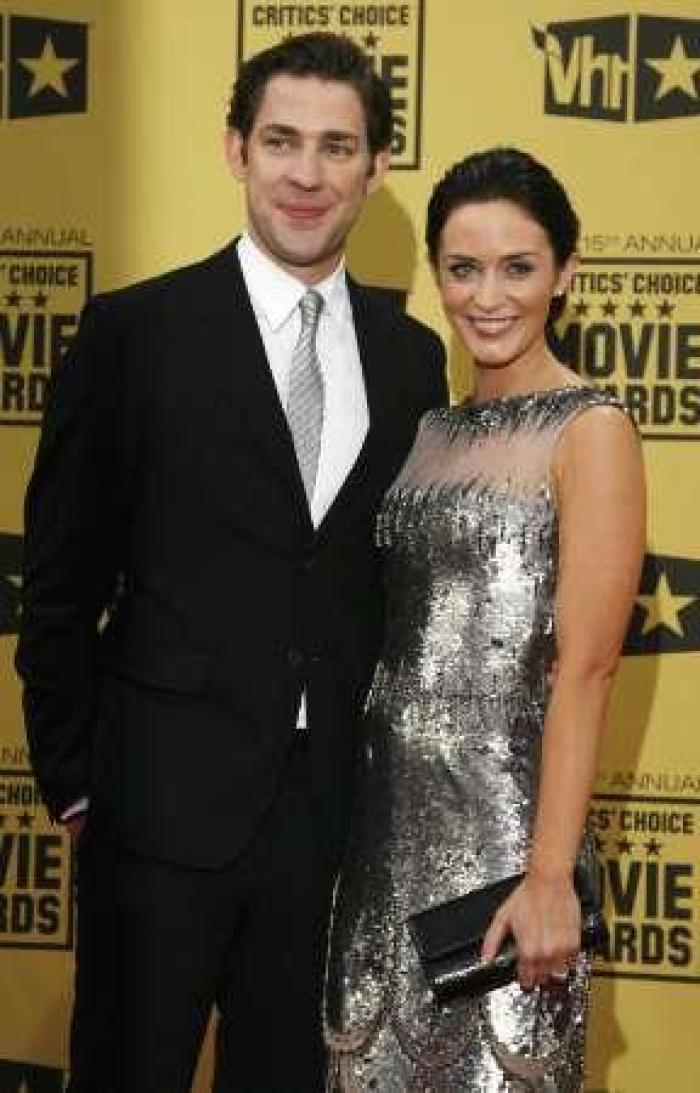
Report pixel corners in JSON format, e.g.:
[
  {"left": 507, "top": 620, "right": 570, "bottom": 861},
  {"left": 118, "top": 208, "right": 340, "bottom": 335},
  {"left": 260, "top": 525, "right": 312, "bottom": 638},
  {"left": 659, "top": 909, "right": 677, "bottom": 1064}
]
[{"left": 16, "top": 32, "right": 447, "bottom": 1093}]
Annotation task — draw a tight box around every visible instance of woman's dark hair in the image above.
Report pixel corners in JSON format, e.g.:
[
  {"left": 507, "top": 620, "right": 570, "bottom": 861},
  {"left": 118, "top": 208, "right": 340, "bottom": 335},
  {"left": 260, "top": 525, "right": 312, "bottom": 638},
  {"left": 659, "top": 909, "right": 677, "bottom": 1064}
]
[
  {"left": 426, "top": 148, "right": 579, "bottom": 324},
  {"left": 227, "top": 33, "right": 393, "bottom": 156}
]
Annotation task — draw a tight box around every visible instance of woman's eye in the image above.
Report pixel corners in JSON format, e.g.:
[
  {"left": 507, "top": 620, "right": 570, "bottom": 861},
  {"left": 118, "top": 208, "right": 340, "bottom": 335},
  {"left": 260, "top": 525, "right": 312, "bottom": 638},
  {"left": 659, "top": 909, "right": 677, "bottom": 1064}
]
[
  {"left": 506, "top": 261, "right": 534, "bottom": 277},
  {"left": 447, "top": 262, "right": 477, "bottom": 279}
]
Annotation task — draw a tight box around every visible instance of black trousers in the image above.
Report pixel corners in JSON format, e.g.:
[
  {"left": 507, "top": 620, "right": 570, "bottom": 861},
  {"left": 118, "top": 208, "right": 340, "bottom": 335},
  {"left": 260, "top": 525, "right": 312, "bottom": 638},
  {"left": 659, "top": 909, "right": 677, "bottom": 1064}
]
[{"left": 67, "top": 736, "right": 343, "bottom": 1093}]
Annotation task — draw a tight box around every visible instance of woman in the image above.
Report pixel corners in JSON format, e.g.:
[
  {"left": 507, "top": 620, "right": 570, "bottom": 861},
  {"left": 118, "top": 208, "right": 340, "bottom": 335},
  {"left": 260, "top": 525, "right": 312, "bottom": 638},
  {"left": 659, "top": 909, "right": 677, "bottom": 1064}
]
[{"left": 323, "top": 148, "right": 645, "bottom": 1091}]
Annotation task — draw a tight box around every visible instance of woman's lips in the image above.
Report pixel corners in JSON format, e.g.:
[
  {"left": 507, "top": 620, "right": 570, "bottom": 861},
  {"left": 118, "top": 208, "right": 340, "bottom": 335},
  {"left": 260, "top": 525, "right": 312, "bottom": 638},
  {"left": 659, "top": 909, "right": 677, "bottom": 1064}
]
[{"left": 467, "top": 316, "right": 519, "bottom": 336}]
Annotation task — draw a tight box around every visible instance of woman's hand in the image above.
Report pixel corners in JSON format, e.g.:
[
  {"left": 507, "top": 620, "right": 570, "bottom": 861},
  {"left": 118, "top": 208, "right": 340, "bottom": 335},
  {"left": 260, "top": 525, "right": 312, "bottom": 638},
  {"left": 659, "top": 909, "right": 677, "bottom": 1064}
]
[{"left": 481, "top": 871, "right": 580, "bottom": 989}]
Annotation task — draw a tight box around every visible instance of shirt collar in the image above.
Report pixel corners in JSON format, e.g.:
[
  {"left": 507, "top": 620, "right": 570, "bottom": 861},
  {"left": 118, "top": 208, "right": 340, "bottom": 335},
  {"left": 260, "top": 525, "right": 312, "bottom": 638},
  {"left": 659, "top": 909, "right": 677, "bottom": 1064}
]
[{"left": 237, "top": 233, "right": 349, "bottom": 332}]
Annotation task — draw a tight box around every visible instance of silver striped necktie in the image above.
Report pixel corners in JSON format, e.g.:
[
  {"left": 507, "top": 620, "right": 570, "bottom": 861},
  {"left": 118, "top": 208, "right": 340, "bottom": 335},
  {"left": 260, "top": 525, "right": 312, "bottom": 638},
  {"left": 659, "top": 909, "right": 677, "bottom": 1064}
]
[{"left": 287, "top": 290, "right": 324, "bottom": 503}]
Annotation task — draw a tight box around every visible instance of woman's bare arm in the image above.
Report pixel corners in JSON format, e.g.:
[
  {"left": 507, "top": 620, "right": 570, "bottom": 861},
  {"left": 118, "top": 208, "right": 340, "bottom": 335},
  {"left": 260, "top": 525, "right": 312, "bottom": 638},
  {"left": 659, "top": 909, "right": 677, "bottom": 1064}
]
[{"left": 482, "top": 404, "right": 645, "bottom": 987}]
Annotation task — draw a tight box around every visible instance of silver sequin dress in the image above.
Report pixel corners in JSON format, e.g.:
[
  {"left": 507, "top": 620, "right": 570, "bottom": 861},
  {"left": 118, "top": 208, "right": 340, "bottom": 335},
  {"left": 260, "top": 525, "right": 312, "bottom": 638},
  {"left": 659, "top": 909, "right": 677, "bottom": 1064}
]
[{"left": 324, "top": 386, "right": 623, "bottom": 1092}]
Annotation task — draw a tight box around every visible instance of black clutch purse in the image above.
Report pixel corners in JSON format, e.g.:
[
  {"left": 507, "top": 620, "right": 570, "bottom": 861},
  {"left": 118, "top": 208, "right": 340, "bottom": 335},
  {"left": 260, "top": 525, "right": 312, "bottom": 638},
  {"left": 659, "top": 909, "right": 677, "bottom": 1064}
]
[{"left": 407, "top": 862, "right": 608, "bottom": 1005}]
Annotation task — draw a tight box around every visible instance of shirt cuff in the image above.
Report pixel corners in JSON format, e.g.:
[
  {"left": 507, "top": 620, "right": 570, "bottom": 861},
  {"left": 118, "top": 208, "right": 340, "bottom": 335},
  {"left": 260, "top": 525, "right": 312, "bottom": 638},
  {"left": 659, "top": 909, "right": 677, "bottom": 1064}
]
[{"left": 60, "top": 797, "right": 89, "bottom": 821}]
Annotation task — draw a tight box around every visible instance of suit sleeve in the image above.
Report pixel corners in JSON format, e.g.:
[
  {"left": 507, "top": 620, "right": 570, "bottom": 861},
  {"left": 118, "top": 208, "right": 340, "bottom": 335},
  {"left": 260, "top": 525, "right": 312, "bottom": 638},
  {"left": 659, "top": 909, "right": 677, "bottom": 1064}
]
[
  {"left": 416, "top": 323, "right": 449, "bottom": 410},
  {"left": 430, "top": 332, "right": 449, "bottom": 408},
  {"left": 15, "top": 295, "right": 133, "bottom": 820}
]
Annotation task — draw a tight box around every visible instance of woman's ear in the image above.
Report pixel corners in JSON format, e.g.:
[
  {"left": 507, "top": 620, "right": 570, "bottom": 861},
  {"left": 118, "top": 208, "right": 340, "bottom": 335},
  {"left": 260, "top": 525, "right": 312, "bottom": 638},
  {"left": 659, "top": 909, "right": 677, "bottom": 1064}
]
[{"left": 555, "top": 252, "right": 579, "bottom": 297}]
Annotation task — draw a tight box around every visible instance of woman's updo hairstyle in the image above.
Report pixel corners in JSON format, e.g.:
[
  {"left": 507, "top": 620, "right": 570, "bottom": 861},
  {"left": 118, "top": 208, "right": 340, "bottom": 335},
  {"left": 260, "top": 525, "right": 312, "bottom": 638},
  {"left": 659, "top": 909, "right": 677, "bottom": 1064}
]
[{"left": 426, "top": 147, "right": 579, "bottom": 325}]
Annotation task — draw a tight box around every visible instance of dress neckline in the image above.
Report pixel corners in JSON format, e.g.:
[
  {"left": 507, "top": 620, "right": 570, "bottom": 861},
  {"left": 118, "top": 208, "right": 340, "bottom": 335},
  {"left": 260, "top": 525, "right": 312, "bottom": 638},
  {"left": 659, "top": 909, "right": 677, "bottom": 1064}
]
[{"left": 460, "top": 384, "right": 589, "bottom": 411}]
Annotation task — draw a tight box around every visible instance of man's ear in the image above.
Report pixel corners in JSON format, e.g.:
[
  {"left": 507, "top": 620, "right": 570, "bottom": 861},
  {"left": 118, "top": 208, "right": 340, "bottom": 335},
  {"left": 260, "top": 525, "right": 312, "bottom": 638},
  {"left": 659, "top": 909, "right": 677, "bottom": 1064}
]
[
  {"left": 366, "top": 148, "right": 390, "bottom": 195},
  {"left": 224, "top": 129, "right": 247, "bottom": 180}
]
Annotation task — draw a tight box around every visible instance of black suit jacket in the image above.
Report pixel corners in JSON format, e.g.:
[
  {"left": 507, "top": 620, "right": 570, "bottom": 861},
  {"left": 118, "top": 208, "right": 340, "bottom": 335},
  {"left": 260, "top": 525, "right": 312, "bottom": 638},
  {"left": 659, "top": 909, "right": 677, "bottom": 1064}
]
[{"left": 16, "top": 241, "right": 447, "bottom": 867}]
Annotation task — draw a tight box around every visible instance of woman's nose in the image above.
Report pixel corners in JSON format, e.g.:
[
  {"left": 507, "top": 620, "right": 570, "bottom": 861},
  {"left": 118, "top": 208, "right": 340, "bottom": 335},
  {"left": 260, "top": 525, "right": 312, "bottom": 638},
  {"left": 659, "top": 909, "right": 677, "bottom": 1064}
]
[{"left": 473, "top": 272, "right": 504, "bottom": 310}]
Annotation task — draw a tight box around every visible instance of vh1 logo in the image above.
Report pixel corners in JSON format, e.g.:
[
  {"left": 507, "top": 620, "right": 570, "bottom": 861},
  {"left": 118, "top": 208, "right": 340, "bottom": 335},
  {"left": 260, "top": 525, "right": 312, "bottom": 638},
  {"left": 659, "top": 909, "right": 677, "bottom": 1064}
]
[{"left": 532, "top": 15, "right": 700, "bottom": 122}]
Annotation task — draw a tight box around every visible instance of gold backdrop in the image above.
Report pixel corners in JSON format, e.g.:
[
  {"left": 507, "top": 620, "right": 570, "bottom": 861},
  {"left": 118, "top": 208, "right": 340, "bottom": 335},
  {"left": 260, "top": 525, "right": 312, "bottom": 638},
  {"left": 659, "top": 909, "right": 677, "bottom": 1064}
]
[{"left": 0, "top": 1, "right": 698, "bottom": 1089}]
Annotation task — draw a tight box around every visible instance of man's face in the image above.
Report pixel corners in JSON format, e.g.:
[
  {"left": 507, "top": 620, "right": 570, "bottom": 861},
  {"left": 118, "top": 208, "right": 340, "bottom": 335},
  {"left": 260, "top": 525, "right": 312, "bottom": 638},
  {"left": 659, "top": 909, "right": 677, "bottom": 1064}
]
[{"left": 226, "top": 74, "right": 389, "bottom": 284}]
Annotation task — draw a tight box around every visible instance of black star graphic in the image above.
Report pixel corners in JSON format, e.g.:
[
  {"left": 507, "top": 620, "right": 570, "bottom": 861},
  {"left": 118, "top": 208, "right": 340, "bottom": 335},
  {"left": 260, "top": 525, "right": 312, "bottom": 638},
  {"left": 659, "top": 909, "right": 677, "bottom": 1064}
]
[
  {"left": 645, "top": 837, "right": 663, "bottom": 856},
  {"left": 363, "top": 32, "right": 380, "bottom": 50},
  {"left": 657, "top": 299, "right": 674, "bottom": 318},
  {"left": 573, "top": 299, "right": 589, "bottom": 317},
  {"left": 617, "top": 836, "right": 634, "bottom": 854},
  {"left": 5, "top": 291, "right": 22, "bottom": 307},
  {"left": 602, "top": 299, "right": 617, "bottom": 317},
  {"left": 17, "top": 810, "right": 34, "bottom": 828},
  {"left": 593, "top": 834, "right": 606, "bottom": 854},
  {"left": 33, "top": 291, "right": 48, "bottom": 307},
  {"left": 628, "top": 299, "right": 645, "bottom": 318}
]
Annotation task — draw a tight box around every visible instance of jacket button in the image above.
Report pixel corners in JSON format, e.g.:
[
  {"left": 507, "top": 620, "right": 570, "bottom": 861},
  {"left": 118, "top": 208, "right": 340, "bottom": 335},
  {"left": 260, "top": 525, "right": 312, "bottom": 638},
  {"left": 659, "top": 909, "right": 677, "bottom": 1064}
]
[{"left": 287, "top": 648, "right": 303, "bottom": 668}]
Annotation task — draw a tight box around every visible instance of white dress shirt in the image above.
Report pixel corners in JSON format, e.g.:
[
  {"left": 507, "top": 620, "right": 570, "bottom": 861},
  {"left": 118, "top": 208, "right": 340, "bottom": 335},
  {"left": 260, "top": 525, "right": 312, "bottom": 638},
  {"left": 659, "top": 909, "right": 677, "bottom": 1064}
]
[
  {"left": 237, "top": 234, "right": 370, "bottom": 727},
  {"left": 237, "top": 233, "right": 369, "bottom": 528}
]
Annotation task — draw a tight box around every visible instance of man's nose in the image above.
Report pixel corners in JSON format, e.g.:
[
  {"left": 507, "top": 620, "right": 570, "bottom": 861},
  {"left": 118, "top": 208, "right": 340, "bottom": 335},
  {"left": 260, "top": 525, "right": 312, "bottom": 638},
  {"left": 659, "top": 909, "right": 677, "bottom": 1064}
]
[{"left": 288, "top": 148, "right": 323, "bottom": 188}]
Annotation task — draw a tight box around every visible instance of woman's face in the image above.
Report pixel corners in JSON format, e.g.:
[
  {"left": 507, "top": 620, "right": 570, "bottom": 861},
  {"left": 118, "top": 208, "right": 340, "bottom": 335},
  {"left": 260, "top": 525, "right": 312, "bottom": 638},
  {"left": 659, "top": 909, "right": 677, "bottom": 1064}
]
[{"left": 435, "top": 199, "right": 575, "bottom": 372}]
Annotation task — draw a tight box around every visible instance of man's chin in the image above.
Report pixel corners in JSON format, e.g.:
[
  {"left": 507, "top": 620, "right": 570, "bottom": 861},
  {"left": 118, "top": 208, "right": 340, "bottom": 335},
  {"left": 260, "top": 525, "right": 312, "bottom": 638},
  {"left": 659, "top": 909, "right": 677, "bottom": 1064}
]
[{"left": 274, "top": 237, "right": 342, "bottom": 275}]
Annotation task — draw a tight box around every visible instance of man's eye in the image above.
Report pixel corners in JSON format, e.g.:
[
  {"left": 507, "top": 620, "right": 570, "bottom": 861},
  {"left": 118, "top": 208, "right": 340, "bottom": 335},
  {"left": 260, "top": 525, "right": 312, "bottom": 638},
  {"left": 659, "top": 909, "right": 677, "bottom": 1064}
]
[
  {"left": 264, "top": 135, "right": 291, "bottom": 151},
  {"left": 325, "top": 142, "right": 353, "bottom": 157}
]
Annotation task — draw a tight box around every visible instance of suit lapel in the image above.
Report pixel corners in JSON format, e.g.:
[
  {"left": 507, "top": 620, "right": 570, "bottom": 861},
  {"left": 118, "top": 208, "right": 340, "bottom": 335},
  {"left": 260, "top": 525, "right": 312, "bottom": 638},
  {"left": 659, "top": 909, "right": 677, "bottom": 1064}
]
[
  {"left": 198, "top": 248, "right": 403, "bottom": 542},
  {"left": 315, "top": 278, "right": 398, "bottom": 542},
  {"left": 199, "top": 242, "right": 312, "bottom": 527}
]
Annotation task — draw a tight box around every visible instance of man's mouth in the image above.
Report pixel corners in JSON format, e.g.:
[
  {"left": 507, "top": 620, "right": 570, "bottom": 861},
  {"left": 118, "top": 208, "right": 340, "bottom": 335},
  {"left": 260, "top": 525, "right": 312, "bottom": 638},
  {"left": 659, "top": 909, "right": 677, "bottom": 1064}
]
[{"left": 278, "top": 203, "right": 328, "bottom": 223}]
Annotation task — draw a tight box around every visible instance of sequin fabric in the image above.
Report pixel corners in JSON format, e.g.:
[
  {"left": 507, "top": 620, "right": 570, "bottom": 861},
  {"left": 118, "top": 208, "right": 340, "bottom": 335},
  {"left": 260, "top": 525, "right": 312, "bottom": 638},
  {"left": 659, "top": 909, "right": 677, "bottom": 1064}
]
[{"left": 324, "top": 386, "right": 624, "bottom": 1092}]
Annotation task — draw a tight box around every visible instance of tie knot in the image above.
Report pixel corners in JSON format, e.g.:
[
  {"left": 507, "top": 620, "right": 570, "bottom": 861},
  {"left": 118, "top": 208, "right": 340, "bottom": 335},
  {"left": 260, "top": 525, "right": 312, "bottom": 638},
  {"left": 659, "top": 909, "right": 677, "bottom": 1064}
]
[{"left": 299, "top": 289, "right": 323, "bottom": 330}]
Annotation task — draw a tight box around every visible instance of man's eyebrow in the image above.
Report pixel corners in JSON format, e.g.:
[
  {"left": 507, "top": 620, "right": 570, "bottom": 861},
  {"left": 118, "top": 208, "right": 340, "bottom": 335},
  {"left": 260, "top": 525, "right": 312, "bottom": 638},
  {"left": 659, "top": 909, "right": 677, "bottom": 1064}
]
[
  {"left": 259, "top": 123, "right": 361, "bottom": 144},
  {"left": 320, "top": 130, "right": 361, "bottom": 143},
  {"left": 260, "top": 123, "right": 299, "bottom": 137}
]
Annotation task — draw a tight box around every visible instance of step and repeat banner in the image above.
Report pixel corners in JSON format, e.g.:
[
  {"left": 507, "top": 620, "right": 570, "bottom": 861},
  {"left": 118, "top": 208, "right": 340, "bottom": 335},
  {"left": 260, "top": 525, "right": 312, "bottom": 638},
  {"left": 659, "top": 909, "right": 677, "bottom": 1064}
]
[{"left": 0, "top": 0, "right": 697, "bottom": 1089}]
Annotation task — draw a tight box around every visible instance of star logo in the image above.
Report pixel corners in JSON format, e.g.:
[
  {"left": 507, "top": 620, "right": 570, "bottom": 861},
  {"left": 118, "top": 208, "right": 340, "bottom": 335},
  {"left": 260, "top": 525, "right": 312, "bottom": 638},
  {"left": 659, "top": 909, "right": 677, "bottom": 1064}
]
[
  {"left": 628, "top": 299, "right": 645, "bottom": 318},
  {"left": 645, "top": 35, "right": 700, "bottom": 101},
  {"left": 602, "top": 299, "right": 617, "bottom": 317},
  {"left": 624, "top": 554, "right": 700, "bottom": 656},
  {"left": 635, "top": 16, "right": 700, "bottom": 121},
  {"left": 573, "top": 299, "right": 589, "bottom": 318},
  {"left": 18, "top": 36, "right": 80, "bottom": 98},
  {"left": 617, "top": 836, "right": 634, "bottom": 855},
  {"left": 363, "top": 32, "right": 380, "bottom": 51},
  {"left": 637, "top": 570, "right": 696, "bottom": 637},
  {"left": 6, "top": 15, "right": 88, "bottom": 120},
  {"left": 5, "top": 291, "right": 22, "bottom": 307},
  {"left": 644, "top": 838, "right": 663, "bottom": 856},
  {"left": 657, "top": 299, "right": 675, "bottom": 318}
]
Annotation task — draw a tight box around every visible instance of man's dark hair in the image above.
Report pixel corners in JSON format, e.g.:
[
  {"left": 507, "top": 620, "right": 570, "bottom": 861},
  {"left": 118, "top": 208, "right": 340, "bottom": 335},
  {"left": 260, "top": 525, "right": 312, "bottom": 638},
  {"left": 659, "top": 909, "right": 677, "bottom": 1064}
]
[
  {"left": 227, "top": 33, "right": 393, "bottom": 155},
  {"left": 426, "top": 148, "right": 579, "bottom": 325}
]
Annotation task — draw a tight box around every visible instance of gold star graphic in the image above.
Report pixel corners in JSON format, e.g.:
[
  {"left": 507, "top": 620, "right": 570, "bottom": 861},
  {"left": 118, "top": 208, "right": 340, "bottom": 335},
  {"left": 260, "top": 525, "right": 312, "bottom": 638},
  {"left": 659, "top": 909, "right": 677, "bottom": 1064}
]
[
  {"left": 19, "top": 36, "right": 80, "bottom": 98},
  {"left": 645, "top": 35, "right": 700, "bottom": 101},
  {"left": 637, "top": 570, "right": 696, "bottom": 637}
]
